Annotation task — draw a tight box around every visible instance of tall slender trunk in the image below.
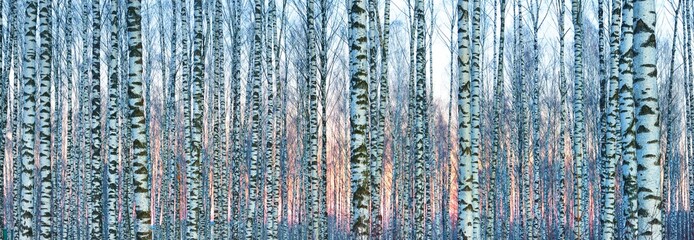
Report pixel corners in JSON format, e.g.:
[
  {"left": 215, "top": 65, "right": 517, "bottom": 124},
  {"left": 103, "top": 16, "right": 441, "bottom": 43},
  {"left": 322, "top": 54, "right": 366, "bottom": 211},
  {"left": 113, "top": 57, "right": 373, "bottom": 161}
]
[
  {"left": 178, "top": 0, "right": 191, "bottom": 235},
  {"left": 126, "top": 0, "right": 151, "bottom": 238},
  {"left": 118, "top": 0, "right": 133, "bottom": 237},
  {"left": 601, "top": 0, "right": 622, "bottom": 238},
  {"left": 470, "top": 0, "right": 482, "bottom": 236},
  {"left": 18, "top": 0, "right": 38, "bottom": 238},
  {"left": 456, "top": 0, "right": 473, "bottom": 238},
  {"left": 318, "top": 0, "right": 329, "bottom": 237},
  {"left": 557, "top": 0, "right": 567, "bottom": 238},
  {"left": 571, "top": 0, "right": 586, "bottom": 237},
  {"left": 376, "top": 0, "right": 391, "bottom": 238},
  {"left": 414, "top": 0, "right": 427, "bottom": 237},
  {"left": 514, "top": 1, "right": 530, "bottom": 236},
  {"left": 210, "top": 0, "right": 228, "bottom": 238},
  {"left": 530, "top": 1, "right": 542, "bottom": 237},
  {"left": 349, "top": 0, "right": 371, "bottom": 235},
  {"left": 50, "top": 1, "right": 62, "bottom": 235},
  {"left": 80, "top": 3, "right": 93, "bottom": 236},
  {"left": 247, "top": 0, "right": 263, "bottom": 238},
  {"left": 89, "top": 0, "right": 104, "bottom": 237},
  {"left": 230, "top": 0, "right": 242, "bottom": 237},
  {"left": 403, "top": 4, "right": 416, "bottom": 238},
  {"left": 277, "top": 0, "right": 288, "bottom": 237},
  {"left": 366, "top": 0, "right": 382, "bottom": 237},
  {"left": 598, "top": 0, "right": 608, "bottom": 237},
  {"left": 36, "top": 0, "right": 52, "bottom": 237},
  {"left": 265, "top": 0, "right": 279, "bottom": 237},
  {"left": 106, "top": 0, "right": 120, "bottom": 238},
  {"left": 306, "top": 0, "right": 319, "bottom": 236},
  {"left": 10, "top": 0, "right": 22, "bottom": 236},
  {"left": 618, "top": 0, "right": 637, "bottom": 237},
  {"left": 188, "top": 0, "right": 205, "bottom": 238},
  {"left": 632, "top": 0, "right": 661, "bottom": 238}
]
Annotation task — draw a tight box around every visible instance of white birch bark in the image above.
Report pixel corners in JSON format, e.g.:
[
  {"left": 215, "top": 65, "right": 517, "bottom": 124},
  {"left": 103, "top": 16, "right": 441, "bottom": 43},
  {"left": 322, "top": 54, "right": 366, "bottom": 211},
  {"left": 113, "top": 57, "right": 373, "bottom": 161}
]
[
  {"left": 89, "top": 0, "right": 104, "bottom": 237},
  {"left": 571, "top": 0, "right": 586, "bottom": 237},
  {"left": 18, "top": 1, "right": 37, "bottom": 238},
  {"left": 632, "top": 0, "right": 662, "bottom": 237},
  {"left": 456, "top": 0, "right": 473, "bottom": 238},
  {"left": 618, "top": 0, "right": 638, "bottom": 237},
  {"left": 126, "top": 0, "right": 152, "bottom": 238},
  {"left": 349, "top": 0, "right": 371, "bottom": 236},
  {"left": 37, "top": 0, "right": 52, "bottom": 237},
  {"left": 106, "top": 0, "right": 120, "bottom": 238}
]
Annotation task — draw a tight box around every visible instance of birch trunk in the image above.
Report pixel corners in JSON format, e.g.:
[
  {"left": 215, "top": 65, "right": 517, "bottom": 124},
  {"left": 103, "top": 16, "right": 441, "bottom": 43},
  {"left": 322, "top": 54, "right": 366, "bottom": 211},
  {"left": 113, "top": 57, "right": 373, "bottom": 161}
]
[
  {"left": 89, "top": 0, "right": 104, "bottom": 237},
  {"left": 18, "top": 0, "right": 37, "bottom": 238},
  {"left": 557, "top": 0, "right": 567, "bottom": 237},
  {"left": 632, "top": 0, "right": 662, "bottom": 237},
  {"left": 349, "top": 0, "right": 371, "bottom": 235},
  {"left": 571, "top": 0, "right": 586, "bottom": 237},
  {"left": 246, "top": 0, "right": 263, "bottom": 238},
  {"left": 126, "top": 0, "right": 152, "bottom": 238},
  {"left": 37, "top": 0, "right": 52, "bottom": 237},
  {"left": 106, "top": 0, "right": 120, "bottom": 237},
  {"left": 618, "top": 0, "right": 638, "bottom": 237},
  {"left": 188, "top": 0, "right": 205, "bottom": 238},
  {"left": 456, "top": 0, "right": 473, "bottom": 238},
  {"left": 601, "top": 0, "right": 621, "bottom": 238}
]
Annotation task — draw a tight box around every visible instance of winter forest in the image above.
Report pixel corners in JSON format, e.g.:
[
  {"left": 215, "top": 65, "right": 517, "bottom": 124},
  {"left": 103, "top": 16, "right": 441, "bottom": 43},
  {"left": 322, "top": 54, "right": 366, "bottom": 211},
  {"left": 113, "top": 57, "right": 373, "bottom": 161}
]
[{"left": 0, "top": 0, "right": 683, "bottom": 239}]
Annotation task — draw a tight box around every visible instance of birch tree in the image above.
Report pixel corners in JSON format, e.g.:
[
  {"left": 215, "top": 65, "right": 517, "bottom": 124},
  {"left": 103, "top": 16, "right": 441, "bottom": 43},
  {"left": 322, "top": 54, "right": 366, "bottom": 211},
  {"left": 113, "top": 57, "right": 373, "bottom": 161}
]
[
  {"left": 265, "top": 0, "right": 279, "bottom": 237},
  {"left": 318, "top": 0, "right": 329, "bottom": 237},
  {"left": 349, "top": 0, "right": 371, "bottom": 236},
  {"left": 89, "top": 0, "right": 104, "bottom": 236},
  {"left": 571, "top": 0, "right": 586, "bottom": 237},
  {"left": 106, "top": 0, "right": 120, "bottom": 237},
  {"left": 187, "top": 0, "right": 205, "bottom": 238},
  {"left": 18, "top": 0, "right": 38, "bottom": 238},
  {"left": 306, "top": 0, "right": 320, "bottom": 236},
  {"left": 211, "top": 0, "right": 226, "bottom": 237},
  {"left": 618, "top": 0, "right": 638, "bottom": 237},
  {"left": 632, "top": 0, "right": 661, "bottom": 237},
  {"left": 557, "top": 0, "right": 567, "bottom": 238},
  {"left": 37, "top": 0, "right": 52, "bottom": 237},
  {"left": 247, "top": 0, "right": 263, "bottom": 238},
  {"left": 601, "top": 0, "right": 621, "bottom": 237},
  {"left": 529, "top": 0, "right": 542, "bottom": 236},
  {"left": 366, "top": 0, "right": 383, "bottom": 237},
  {"left": 414, "top": 0, "right": 428, "bottom": 237},
  {"left": 126, "top": 0, "right": 151, "bottom": 238},
  {"left": 457, "top": 0, "right": 474, "bottom": 239},
  {"left": 230, "top": 0, "right": 243, "bottom": 237},
  {"left": 470, "top": 0, "right": 482, "bottom": 235}
]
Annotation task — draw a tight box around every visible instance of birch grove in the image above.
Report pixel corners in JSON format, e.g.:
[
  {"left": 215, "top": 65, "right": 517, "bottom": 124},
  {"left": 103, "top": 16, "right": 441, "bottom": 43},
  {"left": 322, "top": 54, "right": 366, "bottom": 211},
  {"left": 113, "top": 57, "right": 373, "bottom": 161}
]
[{"left": 0, "top": 0, "right": 687, "bottom": 239}]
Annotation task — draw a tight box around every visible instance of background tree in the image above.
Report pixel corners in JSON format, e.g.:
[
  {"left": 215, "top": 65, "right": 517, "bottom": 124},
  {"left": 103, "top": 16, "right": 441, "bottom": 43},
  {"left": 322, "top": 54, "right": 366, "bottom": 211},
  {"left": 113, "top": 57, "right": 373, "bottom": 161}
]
[{"left": 572, "top": 0, "right": 586, "bottom": 237}]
